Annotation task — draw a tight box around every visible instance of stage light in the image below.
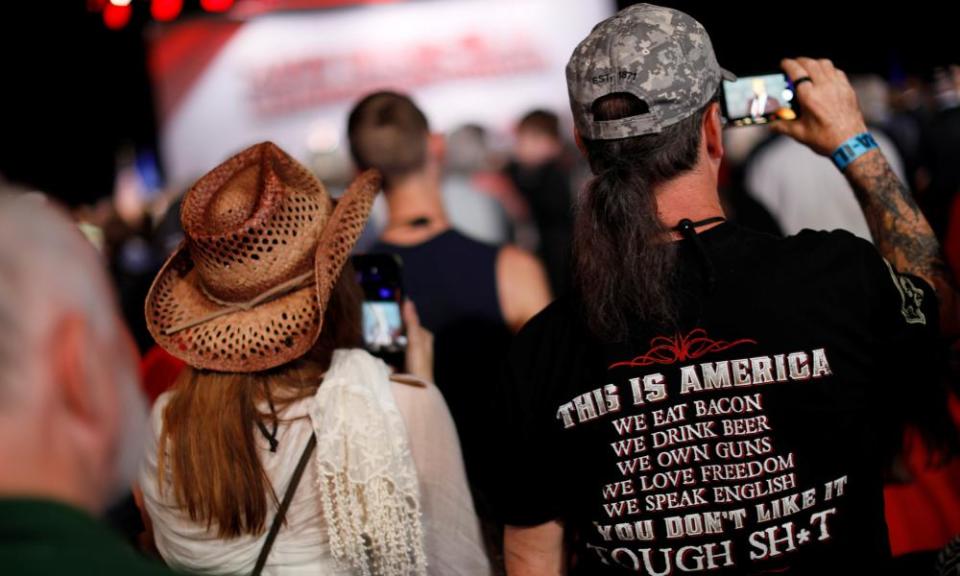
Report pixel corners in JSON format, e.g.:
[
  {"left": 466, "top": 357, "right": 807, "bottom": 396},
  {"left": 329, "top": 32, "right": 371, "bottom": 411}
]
[
  {"left": 200, "top": 0, "right": 234, "bottom": 13},
  {"left": 151, "top": 0, "right": 183, "bottom": 21},
  {"left": 109, "top": 0, "right": 132, "bottom": 7},
  {"left": 103, "top": 2, "right": 132, "bottom": 29}
]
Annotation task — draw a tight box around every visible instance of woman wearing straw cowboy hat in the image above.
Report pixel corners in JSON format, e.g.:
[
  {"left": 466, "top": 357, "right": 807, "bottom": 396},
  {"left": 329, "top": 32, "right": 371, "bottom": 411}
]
[{"left": 135, "top": 142, "right": 490, "bottom": 576}]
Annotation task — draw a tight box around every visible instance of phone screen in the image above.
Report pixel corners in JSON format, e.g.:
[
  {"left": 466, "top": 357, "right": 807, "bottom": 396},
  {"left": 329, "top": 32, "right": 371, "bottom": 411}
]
[
  {"left": 352, "top": 254, "right": 407, "bottom": 357},
  {"left": 362, "top": 301, "right": 407, "bottom": 353},
  {"left": 722, "top": 73, "right": 797, "bottom": 127}
]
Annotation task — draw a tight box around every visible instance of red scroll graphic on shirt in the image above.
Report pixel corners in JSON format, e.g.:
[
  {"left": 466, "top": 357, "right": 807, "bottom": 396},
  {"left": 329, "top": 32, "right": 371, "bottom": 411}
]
[{"left": 609, "top": 329, "right": 758, "bottom": 370}]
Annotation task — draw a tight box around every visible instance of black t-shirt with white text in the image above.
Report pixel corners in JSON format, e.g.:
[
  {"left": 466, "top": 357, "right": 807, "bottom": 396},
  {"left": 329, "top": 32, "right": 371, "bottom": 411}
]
[{"left": 496, "top": 223, "right": 939, "bottom": 575}]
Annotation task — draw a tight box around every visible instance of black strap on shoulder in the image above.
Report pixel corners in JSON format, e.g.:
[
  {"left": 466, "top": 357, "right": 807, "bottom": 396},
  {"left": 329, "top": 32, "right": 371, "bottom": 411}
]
[
  {"left": 251, "top": 433, "right": 318, "bottom": 576},
  {"left": 252, "top": 377, "right": 280, "bottom": 453}
]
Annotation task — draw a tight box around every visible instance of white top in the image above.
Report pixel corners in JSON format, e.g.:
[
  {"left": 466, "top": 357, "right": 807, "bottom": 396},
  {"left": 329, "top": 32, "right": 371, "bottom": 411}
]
[
  {"left": 140, "top": 350, "right": 491, "bottom": 576},
  {"left": 442, "top": 175, "right": 510, "bottom": 245},
  {"left": 745, "top": 131, "right": 906, "bottom": 241}
]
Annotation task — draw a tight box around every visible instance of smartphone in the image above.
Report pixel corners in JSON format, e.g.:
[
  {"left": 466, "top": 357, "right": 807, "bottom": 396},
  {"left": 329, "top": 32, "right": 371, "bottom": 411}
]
[
  {"left": 721, "top": 73, "right": 798, "bottom": 127},
  {"left": 351, "top": 254, "right": 407, "bottom": 366}
]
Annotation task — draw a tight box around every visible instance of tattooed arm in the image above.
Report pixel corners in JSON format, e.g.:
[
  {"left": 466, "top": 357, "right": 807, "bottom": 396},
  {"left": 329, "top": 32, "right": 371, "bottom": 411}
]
[
  {"left": 772, "top": 57, "right": 958, "bottom": 334},
  {"left": 843, "top": 150, "right": 952, "bottom": 300}
]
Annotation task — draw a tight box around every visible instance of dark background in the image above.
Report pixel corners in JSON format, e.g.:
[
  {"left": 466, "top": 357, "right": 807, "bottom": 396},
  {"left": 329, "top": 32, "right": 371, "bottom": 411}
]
[{"left": 0, "top": 1, "right": 956, "bottom": 205}]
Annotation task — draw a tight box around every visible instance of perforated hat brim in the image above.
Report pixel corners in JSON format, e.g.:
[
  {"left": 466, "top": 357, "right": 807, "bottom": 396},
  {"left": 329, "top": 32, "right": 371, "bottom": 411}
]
[{"left": 145, "top": 169, "right": 381, "bottom": 373}]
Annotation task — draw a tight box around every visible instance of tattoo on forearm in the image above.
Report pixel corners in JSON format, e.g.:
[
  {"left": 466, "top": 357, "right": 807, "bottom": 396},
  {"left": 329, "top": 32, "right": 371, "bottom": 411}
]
[{"left": 846, "top": 150, "right": 954, "bottom": 304}]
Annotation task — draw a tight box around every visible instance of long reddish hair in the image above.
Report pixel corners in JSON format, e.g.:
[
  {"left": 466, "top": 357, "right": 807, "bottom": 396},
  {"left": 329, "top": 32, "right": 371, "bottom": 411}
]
[{"left": 158, "top": 265, "right": 362, "bottom": 538}]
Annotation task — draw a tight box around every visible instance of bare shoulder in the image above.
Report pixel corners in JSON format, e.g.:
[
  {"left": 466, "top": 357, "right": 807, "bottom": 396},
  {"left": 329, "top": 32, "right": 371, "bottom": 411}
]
[
  {"left": 389, "top": 376, "right": 451, "bottom": 419},
  {"left": 496, "top": 245, "right": 553, "bottom": 332},
  {"left": 497, "top": 244, "right": 543, "bottom": 275}
]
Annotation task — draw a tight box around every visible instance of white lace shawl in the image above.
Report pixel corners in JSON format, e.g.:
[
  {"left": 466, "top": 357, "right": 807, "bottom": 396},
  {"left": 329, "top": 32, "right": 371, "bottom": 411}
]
[{"left": 310, "top": 349, "right": 427, "bottom": 576}]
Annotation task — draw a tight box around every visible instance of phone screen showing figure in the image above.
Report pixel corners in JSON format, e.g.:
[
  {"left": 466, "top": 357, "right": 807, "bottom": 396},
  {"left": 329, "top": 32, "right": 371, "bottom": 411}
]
[
  {"left": 352, "top": 254, "right": 407, "bottom": 366},
  {"left": 362, "top": 301, "right": 407, "bottom": 353},
  {"left": 722, "top": 73, "right": 798, "bottom": 127}
]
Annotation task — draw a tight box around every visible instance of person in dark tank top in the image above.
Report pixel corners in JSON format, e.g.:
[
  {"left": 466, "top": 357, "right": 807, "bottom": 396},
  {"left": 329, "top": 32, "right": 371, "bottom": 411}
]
[
  {"left": 372, "top": 229, "right": 503, "bottom": 335},
  {"left": 347, "top": 92, "right": 553, "bottom": 561}
]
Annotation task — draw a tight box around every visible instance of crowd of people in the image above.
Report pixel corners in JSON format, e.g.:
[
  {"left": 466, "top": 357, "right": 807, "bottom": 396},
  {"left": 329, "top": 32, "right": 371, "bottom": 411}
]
[{"left": 2, "top": 4, "right": 960, "bottom": 576}]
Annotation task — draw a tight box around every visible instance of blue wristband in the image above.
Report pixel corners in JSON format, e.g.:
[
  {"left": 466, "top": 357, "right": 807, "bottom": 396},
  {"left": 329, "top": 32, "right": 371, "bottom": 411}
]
[{"left": 831, "top": 132, "right": 879, "bottom": 171}]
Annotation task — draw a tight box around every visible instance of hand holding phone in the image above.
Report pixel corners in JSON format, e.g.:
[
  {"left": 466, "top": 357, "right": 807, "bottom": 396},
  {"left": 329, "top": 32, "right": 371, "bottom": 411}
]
[
  {"left": 402, "top": 300, "right": 434, "bottom": 382},
  {"left": 770, "top": 58, "right": 868, "bottom": 157}
]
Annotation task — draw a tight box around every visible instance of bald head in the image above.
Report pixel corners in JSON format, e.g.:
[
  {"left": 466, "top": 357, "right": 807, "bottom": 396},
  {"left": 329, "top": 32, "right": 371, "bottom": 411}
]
[
  {"left": 0, "top": 189, "right": 145, "bottom": 511},
  {"left": 0, "top": 191, "right": 115, "bottom": 400}
]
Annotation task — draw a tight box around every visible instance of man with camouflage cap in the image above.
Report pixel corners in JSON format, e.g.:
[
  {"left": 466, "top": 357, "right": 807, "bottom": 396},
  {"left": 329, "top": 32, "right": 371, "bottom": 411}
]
[{"left": 494, "top": 4, "right": 957, "bottom": 575}]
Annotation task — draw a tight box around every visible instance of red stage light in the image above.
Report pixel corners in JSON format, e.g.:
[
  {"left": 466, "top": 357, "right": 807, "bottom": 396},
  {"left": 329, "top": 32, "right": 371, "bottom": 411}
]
[
  {"left": 103, "top": 2, "right": 132, "bottom": 29},
  {"left": 152, "top": 0, "right": 183, "bottom": 21},
  {"left": 200, "top": 0, "right": 234, "bottom": 12}
]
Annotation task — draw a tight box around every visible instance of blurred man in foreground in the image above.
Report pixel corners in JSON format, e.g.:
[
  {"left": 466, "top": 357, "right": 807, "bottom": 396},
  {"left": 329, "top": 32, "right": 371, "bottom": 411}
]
[{"left": 0, "top": 190, "right": 172, "bottom": 575}]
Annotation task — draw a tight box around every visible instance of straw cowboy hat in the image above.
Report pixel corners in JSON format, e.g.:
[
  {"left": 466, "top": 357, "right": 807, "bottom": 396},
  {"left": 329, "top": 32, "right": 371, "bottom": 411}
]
[{"left": 145, "top": 141, "right": 381, "bottom": 373}]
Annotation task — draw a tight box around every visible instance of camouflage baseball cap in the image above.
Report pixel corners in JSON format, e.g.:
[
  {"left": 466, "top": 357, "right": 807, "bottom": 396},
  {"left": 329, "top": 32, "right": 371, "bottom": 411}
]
[{"left": 567, "top": 3, "right": 735, "bottom": 140}]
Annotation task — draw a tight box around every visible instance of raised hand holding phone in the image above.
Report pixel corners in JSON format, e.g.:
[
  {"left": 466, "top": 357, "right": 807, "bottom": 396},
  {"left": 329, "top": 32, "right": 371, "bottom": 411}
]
[
  {"left": 402, "top": 300, "right": 434, "bottom": 383},
  {"left": 770, "top": 58, "right": 868, "bottom": 156}
]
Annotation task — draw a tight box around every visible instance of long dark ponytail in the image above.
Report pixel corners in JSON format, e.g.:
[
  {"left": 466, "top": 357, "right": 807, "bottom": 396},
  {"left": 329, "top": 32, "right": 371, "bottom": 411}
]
[{"left": 574, "top": 91, "right": 716, "bottom": 341}]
